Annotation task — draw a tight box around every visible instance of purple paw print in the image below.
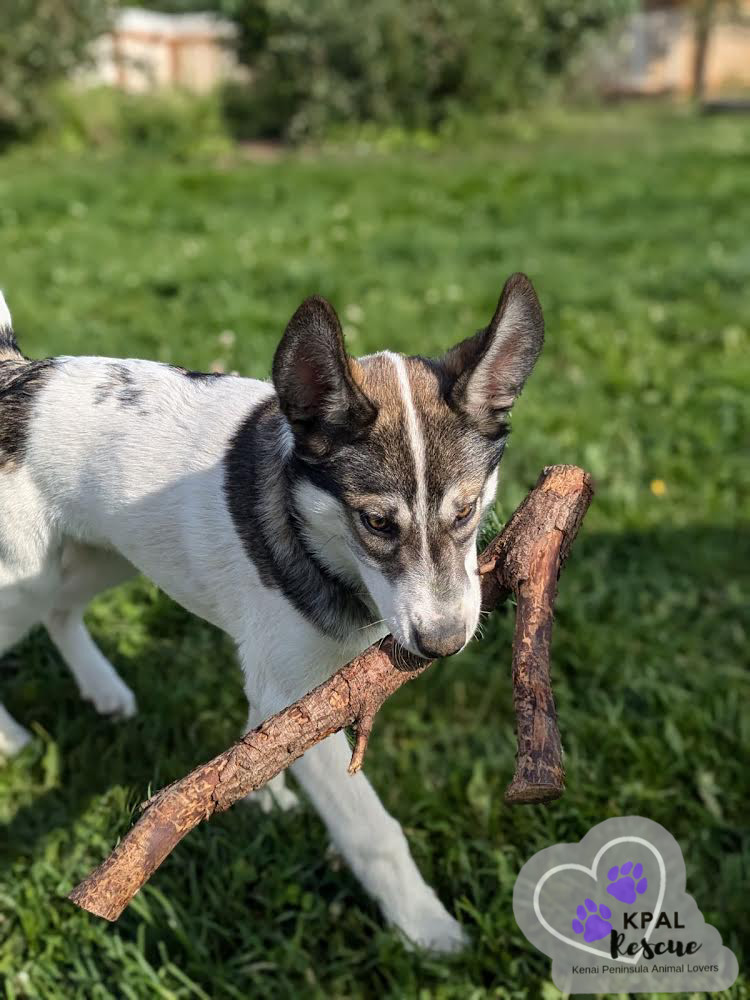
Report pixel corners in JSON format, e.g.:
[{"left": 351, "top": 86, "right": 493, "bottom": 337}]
[
  {"left": 572, "top": 898, "right": 612, "bottom": 942},
  {"left": 607, "top": 861, "right": 648, "bottom": 904}
]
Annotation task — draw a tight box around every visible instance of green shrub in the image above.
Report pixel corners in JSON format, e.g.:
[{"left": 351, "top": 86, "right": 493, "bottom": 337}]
[
  {"left": 222, "top": 0, "right": 635, "bottom": 140},
  {"left": 43, "top": 86, "right": 231, "bottom": 159},
  {"left": 0, "top": 0, "right": 113, "bottom": 143}
]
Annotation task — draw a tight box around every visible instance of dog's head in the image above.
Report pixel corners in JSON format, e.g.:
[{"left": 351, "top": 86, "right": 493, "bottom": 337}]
[{"left": 273, "top": 273, "right": 544, "bottom": 658}]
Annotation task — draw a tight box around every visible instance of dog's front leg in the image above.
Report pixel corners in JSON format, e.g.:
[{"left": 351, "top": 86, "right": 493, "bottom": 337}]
[
  {"left": 289, "top": 729, "right": 468, "bottom": 953},
  {"left": 240, "top": 630, "right": 467, "bottom": 954},
  {"left": 242, "top": 701, "right": 301, "bottom": 814}
]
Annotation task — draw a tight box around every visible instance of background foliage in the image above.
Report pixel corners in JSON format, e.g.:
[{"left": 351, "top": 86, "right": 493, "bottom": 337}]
[
  {"left": 45, "top": 86, "right": 231, "bottom": 159},
  {"left": 0, "top": 0, "right": 113, "bottom": 142},
  {"left": 0, "top": 106, "right": 747, "bottom": 998},
  {"left": 221, "top": 0, "right": 636, "bottom": 139},
  {"left": 0, "top": 0, "right": 635, "bottom": 146}
]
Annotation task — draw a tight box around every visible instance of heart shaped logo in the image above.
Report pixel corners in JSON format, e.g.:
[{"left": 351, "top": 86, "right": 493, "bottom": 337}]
[
  {"left": 513, "top": 816, "right": 739, "bottom": 994},
  {"left": 533, "top": 835, "right": 666, "bottom": 963}
]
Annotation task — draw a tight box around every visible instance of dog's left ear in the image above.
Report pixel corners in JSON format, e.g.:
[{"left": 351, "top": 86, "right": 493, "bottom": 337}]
[
  {"left": 273, "top": 295, "right": 377, "bottom": 457},
  {"left": 441, "top": 273, "right": 544, "bottom": 437}
]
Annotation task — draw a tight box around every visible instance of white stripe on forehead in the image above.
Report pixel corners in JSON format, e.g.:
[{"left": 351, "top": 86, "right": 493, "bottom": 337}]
[{"left": 382, "top": 351, "right": 429, "bottom": 558}]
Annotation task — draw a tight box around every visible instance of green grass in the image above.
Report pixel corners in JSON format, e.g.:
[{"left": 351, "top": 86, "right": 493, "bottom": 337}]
[{"left": 0, "top": 106, "right": 748, "bottom": 999}]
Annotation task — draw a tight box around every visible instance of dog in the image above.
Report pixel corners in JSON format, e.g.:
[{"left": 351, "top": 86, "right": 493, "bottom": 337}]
[{"left": 0, "top": 273, "right": 543, "bottom": 952}]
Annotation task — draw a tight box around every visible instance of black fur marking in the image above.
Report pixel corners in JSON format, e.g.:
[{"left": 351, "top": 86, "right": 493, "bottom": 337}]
[
  {"left": 272, "top": 296, "right": 377, "bottom": 460},
  {"left": 224, "top": 397, "right": 372, "bottom": 638},
  {"left": 94, "top": 364, "right": 146, "bottom": 410},
  {"left": 0, "top": 357, "right": 56, "bottom": 469},
  {"left": 170, "top": 365, "right": 228, "bottom": 381}
]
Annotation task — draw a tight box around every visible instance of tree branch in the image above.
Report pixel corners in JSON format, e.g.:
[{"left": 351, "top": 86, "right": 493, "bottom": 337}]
[{"left": 68, "top": 464, "right": 593, "bottom": 921}]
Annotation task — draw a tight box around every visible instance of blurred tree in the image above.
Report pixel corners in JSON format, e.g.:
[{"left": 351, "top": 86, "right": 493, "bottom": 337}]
[
  {"left": 689, "top": 0, "right": 750, "bottom": 101},
  {"left": 0, "top": 0, "right": 113, "bottom": 142},
  {"left": 691, "top": 0, "right": 716, "bottom": 101}
]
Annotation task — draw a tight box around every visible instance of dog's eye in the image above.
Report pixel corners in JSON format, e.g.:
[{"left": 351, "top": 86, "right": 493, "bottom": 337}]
[
  {"left": 361, "top": 512, "right": 392, "bottom": 535},
  {"left": 454, "top": 502, "right": 476, "bottom": 525}
]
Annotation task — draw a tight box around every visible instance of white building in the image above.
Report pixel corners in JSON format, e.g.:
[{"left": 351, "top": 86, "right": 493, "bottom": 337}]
[{"left": 85, "top": 7, "right": 240, "bottom": 94}]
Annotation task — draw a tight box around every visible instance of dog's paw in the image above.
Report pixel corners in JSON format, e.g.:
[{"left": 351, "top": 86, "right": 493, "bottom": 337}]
[
  {"left": 0, "top": 717, "right": 32, "bottom": 758},
  {"left": 392, "top": 893, "right": 469, "bottom": 955},
  {"left": 83, "top": 679, "right": 137, "bottom": 719},
  {"left": 405, "top": 911, "right": 469, "bottom": 955}
]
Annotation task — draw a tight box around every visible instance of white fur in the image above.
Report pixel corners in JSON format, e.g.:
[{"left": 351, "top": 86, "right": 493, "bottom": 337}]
[
  {"left": 0, "top": 291, "right": 12, "bottom": 332},
  {"left": 385, "top": 351, "right": 429, "bottom": 552},
  {"left": 0, "top": 351, "right": 467, "bottom": 953}
]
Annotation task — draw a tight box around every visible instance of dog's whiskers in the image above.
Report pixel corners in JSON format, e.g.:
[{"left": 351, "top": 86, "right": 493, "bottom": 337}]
[{"left": 357, "top": 618, "right": 386, "bottom": 631}]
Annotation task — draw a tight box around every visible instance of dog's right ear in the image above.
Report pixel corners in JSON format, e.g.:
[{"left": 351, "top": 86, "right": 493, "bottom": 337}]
[
  {"left": 272, "top": 296, "right": 377, "bottom": 457},
  {"left": 441, "top": 273, "right": 544, "bottom": 438}
]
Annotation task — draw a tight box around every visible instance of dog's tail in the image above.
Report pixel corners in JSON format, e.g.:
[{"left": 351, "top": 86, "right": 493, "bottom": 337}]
[{"left": 0, "top": 291, "right": 23, "bottom": 361}]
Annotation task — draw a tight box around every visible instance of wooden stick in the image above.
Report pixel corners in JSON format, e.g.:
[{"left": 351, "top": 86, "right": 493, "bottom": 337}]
[
  {"left": 68, "top": 464, "right": 593, "bottom": 921},
  {"left": 478, "top": 464, "right": 595, "bottom": 803}
]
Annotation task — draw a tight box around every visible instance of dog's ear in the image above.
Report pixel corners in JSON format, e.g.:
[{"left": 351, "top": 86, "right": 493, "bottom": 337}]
[
  {"left": 441, "top": 273, "right": 544, "bottom": 437},
  {"left": 273, "top": 295, "right": 377, "bottom": 456}
]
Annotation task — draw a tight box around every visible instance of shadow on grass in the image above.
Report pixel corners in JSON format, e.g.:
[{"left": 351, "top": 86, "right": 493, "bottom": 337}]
[{"left": 0, "top": 588, "right": 238, "bottom": 847}]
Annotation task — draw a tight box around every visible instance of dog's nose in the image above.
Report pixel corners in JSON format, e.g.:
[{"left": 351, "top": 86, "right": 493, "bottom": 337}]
[{"left": 413, "top": 625, "right": 465, "bottom": 659}]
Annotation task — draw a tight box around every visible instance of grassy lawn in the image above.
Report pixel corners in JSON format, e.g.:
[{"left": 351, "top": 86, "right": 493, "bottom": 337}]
[{"left": 0, "top": 107, "right": 748, "bottom": 999}]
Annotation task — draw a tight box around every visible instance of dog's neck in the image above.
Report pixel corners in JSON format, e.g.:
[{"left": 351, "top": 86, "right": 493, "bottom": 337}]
[{"left": 224, "top": 397, "right": 372, "bottom": 640}]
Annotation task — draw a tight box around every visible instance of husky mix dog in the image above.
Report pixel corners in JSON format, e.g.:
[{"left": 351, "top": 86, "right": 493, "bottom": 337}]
[{"left": 0, "top": 273, "right": 543, "bottom": 952}]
